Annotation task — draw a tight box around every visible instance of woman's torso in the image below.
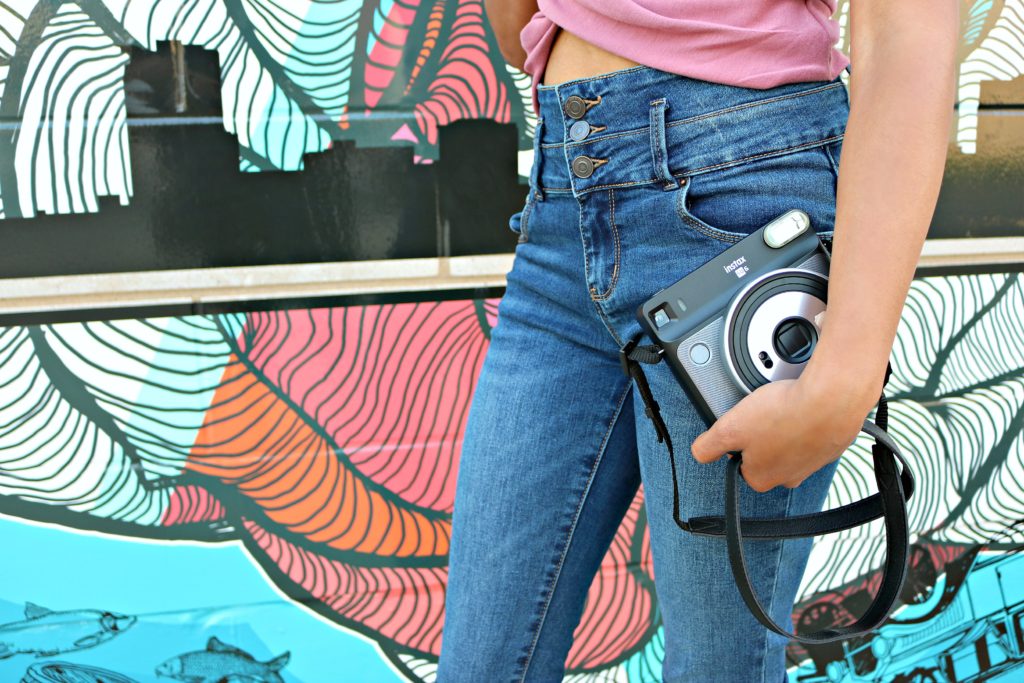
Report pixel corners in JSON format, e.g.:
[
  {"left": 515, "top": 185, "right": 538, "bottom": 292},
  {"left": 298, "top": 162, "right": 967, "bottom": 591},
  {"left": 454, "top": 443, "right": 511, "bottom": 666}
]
[
  {"left": 519, "top": 0, "right": 849, "bottom": 116},
  {"left": 542, "top": 27, "right": 641, "bottom": 86}
]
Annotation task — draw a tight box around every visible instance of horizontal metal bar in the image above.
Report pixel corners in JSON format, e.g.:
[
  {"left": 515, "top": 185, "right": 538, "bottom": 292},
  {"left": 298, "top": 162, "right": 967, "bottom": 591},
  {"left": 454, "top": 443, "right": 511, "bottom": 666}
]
[
  {"left": 0, "top": 255, "right": 513, "bottom": 317},
  {"left": 0, "top": 238, "right": 1020, "bottom": 317}
]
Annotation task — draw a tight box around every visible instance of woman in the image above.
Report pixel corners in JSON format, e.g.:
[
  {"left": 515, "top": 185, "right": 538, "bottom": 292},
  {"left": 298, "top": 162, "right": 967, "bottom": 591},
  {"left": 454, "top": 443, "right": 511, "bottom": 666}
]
[{"left": 438, "top": 2, "right": 957, "bottom": 681}]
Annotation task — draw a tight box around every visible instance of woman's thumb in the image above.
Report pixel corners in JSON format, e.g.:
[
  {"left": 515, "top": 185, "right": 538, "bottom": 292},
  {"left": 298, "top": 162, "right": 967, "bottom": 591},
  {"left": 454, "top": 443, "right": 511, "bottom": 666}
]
[{"left": 690, "top": 418, "right": 739, "bottom": 463}]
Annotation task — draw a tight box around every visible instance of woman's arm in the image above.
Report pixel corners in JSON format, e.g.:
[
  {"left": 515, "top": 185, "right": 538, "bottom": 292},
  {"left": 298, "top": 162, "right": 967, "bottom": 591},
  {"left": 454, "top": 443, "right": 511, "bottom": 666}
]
[
  {"left": 806, "top": 0, "right": 960, "bottom": 407},
  {"left": 484, "top": 0, "right": 538, "bottom": 70},
  {"left": 690, "top": 0, "right": 960, "bottom": 492}
]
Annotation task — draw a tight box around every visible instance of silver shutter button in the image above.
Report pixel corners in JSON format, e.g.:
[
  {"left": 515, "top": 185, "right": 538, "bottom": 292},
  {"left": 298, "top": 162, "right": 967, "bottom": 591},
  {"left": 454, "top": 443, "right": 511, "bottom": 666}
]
[
  {"left": 563, "top": 95, "right": 587, "bottom": 119},
  {"left": 569, "top": 120, "right": 590, "bottom": 141},
  {"left": 571, "top": 155, "right": 595, "bottom": 178}
]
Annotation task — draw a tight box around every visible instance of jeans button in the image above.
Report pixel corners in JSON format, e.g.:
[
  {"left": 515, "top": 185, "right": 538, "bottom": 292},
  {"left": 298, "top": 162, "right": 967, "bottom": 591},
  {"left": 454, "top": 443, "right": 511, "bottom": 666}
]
[
  {"left": 569, "top": 120, "right": 590, "bottom": 141},
  {"left": 563, "top": 95, "right": 587, "bottom": 119},
  {"left": 571, "top": 155, "right": 595, "bottom": 178}
]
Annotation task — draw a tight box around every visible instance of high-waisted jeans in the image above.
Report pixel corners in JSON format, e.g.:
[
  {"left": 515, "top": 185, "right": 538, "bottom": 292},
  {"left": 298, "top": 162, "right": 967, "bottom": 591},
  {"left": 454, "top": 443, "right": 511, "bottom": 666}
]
[{"left": 438, "top": 63, "right": 852, "bottom": 683}]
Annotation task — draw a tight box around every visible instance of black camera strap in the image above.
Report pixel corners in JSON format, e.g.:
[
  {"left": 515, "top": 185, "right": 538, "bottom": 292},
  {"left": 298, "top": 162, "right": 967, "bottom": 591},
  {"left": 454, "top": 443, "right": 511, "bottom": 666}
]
[{"left": 618, "top": 333, "right": 915, "bottom": 644}]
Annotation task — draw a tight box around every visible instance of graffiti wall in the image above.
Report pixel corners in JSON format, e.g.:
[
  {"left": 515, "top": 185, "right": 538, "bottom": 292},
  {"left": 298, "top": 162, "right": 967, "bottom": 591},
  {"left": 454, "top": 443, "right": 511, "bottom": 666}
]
[
  {"left": 0, "top": 1, "right": 1022, "bottom": 682},
  {"left": 0, "top": 274, "right": 1022, "bottom": 682}
]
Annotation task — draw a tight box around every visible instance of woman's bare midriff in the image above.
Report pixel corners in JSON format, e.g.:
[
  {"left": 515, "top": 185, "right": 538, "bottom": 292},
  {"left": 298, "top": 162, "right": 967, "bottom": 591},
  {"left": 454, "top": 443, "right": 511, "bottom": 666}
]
[{"left": 541, "top": 26, "right": 642, "bottom": 86}]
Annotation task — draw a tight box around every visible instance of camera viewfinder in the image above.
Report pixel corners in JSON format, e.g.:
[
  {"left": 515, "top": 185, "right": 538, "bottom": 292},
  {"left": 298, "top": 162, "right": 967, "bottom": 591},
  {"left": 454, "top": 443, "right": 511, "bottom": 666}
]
[{"left": 652, "top": 304, "right": 673, "bottom": 328}]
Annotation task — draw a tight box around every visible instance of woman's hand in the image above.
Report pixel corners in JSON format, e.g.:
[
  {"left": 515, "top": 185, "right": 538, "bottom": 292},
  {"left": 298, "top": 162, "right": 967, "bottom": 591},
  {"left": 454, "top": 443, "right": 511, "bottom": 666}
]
[{"left": 689, "top": 358, "right": 880, "bottom": 492}]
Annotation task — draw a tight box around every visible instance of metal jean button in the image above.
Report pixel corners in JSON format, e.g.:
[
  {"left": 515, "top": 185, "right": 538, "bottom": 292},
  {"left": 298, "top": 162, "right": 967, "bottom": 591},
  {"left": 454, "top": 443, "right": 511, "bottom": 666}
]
[
  {"left": 569, "top": 120, "right": 590, "bottom": 141},
  {"left": 571, "top": 155, "right": 596, "bottom": 178},
  {"left": 563, "top": 95, "right": 587, "bottom": 119}
]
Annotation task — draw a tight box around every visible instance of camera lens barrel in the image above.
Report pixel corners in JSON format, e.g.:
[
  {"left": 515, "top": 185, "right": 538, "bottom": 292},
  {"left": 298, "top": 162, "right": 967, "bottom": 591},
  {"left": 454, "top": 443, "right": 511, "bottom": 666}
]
[{"left": 724, "top": 269, "right": 828, "bottom": 392}]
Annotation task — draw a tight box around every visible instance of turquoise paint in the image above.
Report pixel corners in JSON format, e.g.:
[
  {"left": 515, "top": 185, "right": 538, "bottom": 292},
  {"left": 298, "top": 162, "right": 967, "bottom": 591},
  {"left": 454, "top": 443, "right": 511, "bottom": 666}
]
[
  {"left": 368, "top": 0, "right": 397, "bottom": 58},
  {"left": 248, "top": 0, "right": 362, "bottom": 172},
  {"left": 121, "top": 316, "right": 234, "bottom": 481},
  {"left": 0, "top": 516, "right": 407, "bottom": 682}
]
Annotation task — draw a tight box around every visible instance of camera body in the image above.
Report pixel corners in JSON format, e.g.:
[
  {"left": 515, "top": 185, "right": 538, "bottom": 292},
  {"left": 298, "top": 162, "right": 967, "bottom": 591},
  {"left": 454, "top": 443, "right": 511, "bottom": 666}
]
[{"left": 636, "top": 209, "right": 831, "bottom": 428}]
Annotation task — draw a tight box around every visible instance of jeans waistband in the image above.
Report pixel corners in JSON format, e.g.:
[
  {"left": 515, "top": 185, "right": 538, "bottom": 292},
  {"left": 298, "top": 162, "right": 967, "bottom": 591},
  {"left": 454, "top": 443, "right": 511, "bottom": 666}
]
[{"left": 530, "top": 64, "right": 851, "bottom": 198}]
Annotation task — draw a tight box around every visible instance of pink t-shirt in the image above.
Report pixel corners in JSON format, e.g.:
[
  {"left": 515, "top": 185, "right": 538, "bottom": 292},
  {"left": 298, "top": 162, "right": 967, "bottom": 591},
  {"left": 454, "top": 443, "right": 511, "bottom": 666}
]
[{"left": 519, "top": 1, "right": 850, "bottom": 116}]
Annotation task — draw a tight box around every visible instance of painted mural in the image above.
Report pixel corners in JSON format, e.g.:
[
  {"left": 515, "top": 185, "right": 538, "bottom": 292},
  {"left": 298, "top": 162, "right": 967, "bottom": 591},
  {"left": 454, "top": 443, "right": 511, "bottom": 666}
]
[
  {"left": 0, "top": 0, "right": 1021, "bottom": 220},
  {"left": 0, "top": 0, "right": 1023, "bottom": 682},
  {"left": 0, "top": 0, "right": 532, "bottom": 220},
  {"left": 0, "top": 271, "right": 1020, "bottom": 682}
]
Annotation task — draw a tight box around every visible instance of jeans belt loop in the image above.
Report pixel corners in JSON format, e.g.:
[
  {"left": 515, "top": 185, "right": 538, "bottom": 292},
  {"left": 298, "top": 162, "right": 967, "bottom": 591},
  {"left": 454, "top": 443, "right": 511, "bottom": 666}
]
[
  {"left": 649, "top": 98, "right": 676, "bottom": 190},
  {"left": 529, "top": 115, "right": 545, "bottom": 201}
]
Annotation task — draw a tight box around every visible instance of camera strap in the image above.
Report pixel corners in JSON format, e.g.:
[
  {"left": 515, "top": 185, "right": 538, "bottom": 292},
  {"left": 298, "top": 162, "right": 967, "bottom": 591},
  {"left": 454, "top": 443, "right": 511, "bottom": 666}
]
[{"left": 618, "top": 333, "right": 915, "bottom": 644}]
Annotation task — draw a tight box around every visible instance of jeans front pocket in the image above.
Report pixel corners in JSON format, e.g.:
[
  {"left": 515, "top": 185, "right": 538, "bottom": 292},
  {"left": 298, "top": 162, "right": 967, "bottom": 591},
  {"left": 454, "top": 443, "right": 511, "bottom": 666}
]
[{"left": 673, "top": 138, "right": 842, "bottom": 244}]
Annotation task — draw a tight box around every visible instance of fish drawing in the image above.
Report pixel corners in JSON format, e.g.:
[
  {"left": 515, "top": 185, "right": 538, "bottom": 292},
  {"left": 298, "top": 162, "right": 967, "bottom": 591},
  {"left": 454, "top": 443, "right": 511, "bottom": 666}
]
[
  {"left": 155, "top": 636, "right": 290, "bottom": 682},
  {"left": 21, "top": 661, "right": 139, "bottom": 683},
  {"left": 0, "top": 602, "right": 135, "bottom": 658}
]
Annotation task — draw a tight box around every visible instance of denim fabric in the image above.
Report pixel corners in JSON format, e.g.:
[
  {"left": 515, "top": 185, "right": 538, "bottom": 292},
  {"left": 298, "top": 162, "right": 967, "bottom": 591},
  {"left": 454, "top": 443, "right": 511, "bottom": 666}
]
[{"left": 438, "top": 63, "right": 851, "bottom": 683}]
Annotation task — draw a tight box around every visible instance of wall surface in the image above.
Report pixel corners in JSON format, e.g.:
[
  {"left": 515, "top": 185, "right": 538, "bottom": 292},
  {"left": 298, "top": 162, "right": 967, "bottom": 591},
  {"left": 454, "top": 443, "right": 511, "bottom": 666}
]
[{"left": 0, "top": 1, "right": 1022, "bottom": 682}]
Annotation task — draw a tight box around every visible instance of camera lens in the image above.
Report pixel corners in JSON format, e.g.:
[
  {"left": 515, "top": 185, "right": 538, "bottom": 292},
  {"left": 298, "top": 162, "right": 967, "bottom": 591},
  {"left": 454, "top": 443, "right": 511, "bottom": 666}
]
[{"left": 772, "top": 317, "right": 817, "bottom": 364}]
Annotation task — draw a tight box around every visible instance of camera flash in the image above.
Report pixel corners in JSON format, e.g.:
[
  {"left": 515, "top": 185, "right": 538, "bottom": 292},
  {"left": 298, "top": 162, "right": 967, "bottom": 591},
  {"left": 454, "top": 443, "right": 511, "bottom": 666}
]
[{"left": 763, "top": 209, "right": 809, "bottom": 248}]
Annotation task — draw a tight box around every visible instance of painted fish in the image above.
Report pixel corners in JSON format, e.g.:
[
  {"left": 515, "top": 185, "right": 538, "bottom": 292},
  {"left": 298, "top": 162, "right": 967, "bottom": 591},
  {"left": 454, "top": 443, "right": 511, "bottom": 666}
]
[
  {"left": 0, "top": 602, "right": 135, "bottom": 659},
  {"left": 155, "top": 636, "right": 290, "bottom": 683},
  {"left": 21, "top": 661, "right": 139, "bottom": 683}
]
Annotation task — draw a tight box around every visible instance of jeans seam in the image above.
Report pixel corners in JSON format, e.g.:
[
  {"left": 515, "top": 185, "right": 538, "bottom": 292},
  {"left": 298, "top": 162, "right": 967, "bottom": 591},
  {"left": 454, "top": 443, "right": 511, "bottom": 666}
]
[
  {"left": 678, "top": 209, "right": 744, "bottom": 244},
  {"left": 685, "top": 134, "right": 844, "bottom": 177},
  {"left": 823, "top": 140, "right": 841, "bottom": 180},
  {"left": 666, "top": 81, "right": 845, "bottom": 127},
  {"left": 591, "top": 299, "right": 625, "bottom": 351},
  {"left": 672, "top": 137, "right": 845, "bottom": 245},
  {"left": 563, "top": 134, "right": 845, "bottom": 198},
  {"left": 674, "top": 182, "right": 745, "bottom": 245},
  {"left": 578, "top": 200, "right": 596, "bottom": 299},
  {"left": 520, "top": 193, "right": 535, "bottom": 242},
  {"left": 575, "top": 178, "right": 668, "bottom": 192},
  {"left": 591, "top": 188, "right": 621, "bottom": 301},
  {"left": 548, "top": 82, "right": 844, "bottom": 152},
  {"left": 760, "top": 486, "right": 795, "bottom": 683},
  {"left": 515, "top": 380, "right": 633, "bottom": 682}
]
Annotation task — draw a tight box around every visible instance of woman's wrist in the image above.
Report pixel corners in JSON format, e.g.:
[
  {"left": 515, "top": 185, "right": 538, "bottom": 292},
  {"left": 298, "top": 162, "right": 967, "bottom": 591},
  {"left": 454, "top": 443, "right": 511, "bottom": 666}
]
[{"left": 800, "top": 337, "right": 888, "bottom": 417}]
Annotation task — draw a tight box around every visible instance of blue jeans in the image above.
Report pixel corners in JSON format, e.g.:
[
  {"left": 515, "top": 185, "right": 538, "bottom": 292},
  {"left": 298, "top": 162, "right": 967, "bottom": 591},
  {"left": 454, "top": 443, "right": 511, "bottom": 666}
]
[{"left": 438, "top": 63, "right": 851, "bottom": 683}]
